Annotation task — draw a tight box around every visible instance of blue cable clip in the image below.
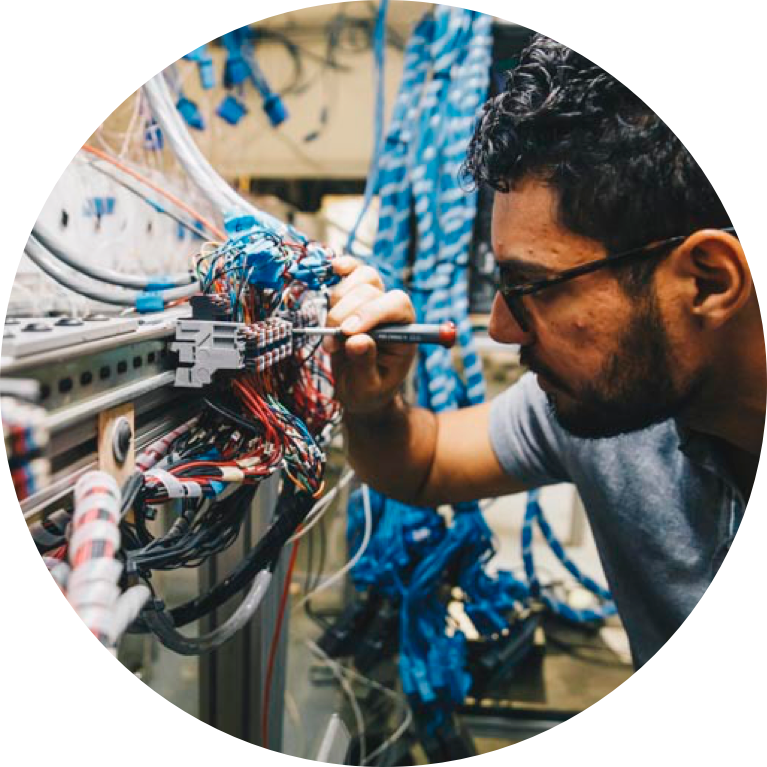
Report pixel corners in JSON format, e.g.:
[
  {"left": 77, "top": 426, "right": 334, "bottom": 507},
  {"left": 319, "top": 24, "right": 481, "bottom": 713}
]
[
  {"left": 222, "top": 29, "right": 251, "bottom": 88},
  {"left": 184, "top": 45, "right": 215, "bottom": 90},
  {"left": 176, "top": 96, "right": 205, "bottom": 131},
  {"left": 135, "top": 292, "right": 165, "bottom": 313},
  {"left": 217, "top": 94, "right": 248, "bottom": 126},
  {"left": 144, "top": 118, "right": 164, "bottom": 151},
  {"left": 83, "top": 196, "right": 116, "bottom": 217},
  {"left": 262, "top": 92, "right": 288, "bottom": 127}
]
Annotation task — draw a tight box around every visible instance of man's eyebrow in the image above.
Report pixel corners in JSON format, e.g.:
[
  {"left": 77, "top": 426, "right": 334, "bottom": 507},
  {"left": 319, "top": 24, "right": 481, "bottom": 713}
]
[{"left": 496, "top": 256, "right": 553, "bottom": 280}]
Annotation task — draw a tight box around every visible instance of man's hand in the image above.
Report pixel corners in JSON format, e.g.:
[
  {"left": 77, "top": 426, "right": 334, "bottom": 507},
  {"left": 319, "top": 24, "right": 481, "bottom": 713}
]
[{"left": 326, "top": 256, "right": 416, "bottom": 416}]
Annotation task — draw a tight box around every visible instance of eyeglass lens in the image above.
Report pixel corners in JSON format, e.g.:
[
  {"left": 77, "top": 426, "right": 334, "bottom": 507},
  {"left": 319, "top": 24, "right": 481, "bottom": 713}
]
[{"left": 501, "top": 291, "right": 530, "bottom": 332}]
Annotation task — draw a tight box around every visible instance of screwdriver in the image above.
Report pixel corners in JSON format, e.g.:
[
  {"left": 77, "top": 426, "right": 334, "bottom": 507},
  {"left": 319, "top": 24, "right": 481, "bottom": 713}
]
[{"left": 292, "top": 321, "right": 457, "bottom": 348}]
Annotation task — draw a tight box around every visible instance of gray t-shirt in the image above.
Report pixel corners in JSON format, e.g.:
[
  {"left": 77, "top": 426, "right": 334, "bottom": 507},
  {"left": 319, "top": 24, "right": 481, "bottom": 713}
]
[{"left": 489, "top": 372, "right": 744, "bottom": 668}]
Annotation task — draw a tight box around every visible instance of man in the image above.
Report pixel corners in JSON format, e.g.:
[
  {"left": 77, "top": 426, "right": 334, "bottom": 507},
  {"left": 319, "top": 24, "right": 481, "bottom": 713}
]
[{"left": 324, "top": 35, "right": 765, "bottom": 667}]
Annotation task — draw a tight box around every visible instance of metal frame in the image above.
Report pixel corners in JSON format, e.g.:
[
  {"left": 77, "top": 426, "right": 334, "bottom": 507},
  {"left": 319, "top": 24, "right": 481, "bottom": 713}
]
[{"left": 5, "top": 311, "right": 289, "bottom": 747}]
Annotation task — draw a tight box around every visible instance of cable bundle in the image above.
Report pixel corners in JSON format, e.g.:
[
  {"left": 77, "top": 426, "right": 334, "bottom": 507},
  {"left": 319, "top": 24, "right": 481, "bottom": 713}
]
[
  {"left": 66, "top": 471, "right": 150, "bottom": 649},
  {"left": 340, "top": 7, "right": 617, "bottom": 746},
  {"left": 344, "top": 6, "right": 496, "bottom": 734},
  {"left": 2, "top": 396, "right": 49, "bottom": 500},
  {"left": 114, "top": 215, "right": 342, "bottom": 653}
]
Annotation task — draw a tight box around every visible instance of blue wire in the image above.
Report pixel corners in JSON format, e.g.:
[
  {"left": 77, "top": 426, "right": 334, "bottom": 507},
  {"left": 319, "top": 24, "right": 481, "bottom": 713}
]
[{"left": 345, "top": 0, "right": 390, "bottom": 256}]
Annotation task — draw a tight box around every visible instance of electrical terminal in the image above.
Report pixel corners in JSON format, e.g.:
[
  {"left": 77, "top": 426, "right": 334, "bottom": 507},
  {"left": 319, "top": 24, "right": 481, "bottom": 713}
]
[
  {"left": 240, "top": 317, "right": 292, "bottom": 373},
  {"left": 171, "top": 316, "right": 294, "bottom": 388}
]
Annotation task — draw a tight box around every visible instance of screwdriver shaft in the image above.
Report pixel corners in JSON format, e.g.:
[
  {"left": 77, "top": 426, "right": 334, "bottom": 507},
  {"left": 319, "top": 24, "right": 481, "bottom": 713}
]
[{"left": 293, "top": 322, "right": 457, "bottom": 348}]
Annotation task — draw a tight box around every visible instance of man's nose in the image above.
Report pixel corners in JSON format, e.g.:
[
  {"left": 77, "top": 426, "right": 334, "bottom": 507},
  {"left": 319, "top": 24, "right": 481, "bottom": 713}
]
[{"left": 488, "top": 293, "right": 535, "bottom": 346}]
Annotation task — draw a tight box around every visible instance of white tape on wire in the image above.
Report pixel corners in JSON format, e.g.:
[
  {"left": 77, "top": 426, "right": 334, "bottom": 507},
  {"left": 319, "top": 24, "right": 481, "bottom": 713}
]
[{"left": 146, "top": 467, "right": 203, "bottom": 498}]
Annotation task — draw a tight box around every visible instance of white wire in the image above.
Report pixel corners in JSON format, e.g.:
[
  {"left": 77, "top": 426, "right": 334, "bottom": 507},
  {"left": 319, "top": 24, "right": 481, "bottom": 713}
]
[
  {"left": 306, "top": 638, "right": 413, "bottom": 766},
  {"left": 363, "top": 703, "right": 413, "bottom": 765},
  {"left": 287, "top": 469, "right": 355, "bottom": 544},
  {"left": 118, "top": 91, "right": 143, "bottom": 160},
  {"left": 294, "top": 482, "right": 373, "bottom": 610},
  {"left": 331, "top": 660, "right": 413, "bottom": 766},
  {"left": 307, "top": 639, "right": 367, "bottom": 764}
]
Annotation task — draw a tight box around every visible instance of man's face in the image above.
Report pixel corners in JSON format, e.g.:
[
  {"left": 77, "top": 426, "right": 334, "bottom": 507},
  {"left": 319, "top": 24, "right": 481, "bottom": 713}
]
[{"left": 488, "top": 178, "right": 700, "bottom": 438}]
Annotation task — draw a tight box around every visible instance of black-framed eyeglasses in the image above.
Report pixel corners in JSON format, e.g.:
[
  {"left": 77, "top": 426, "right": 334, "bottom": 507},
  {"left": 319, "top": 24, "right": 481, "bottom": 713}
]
[{"left": 497, "top": 227, "right": 736, "bottom": 332}]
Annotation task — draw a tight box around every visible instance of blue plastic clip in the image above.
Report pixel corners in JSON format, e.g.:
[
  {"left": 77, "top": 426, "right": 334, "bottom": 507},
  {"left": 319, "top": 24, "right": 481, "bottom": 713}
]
[
  {"left": 135, "top": 292, "right": 165, "bottom": 313},
  {"left": 176, "top": 96, "right": 205, "bottom": 131},
  {"left": 262, "top": 92, "right": 288, "bottom": 127},
  {"left": 198, "top": 57, "right": 215, "bottom": 90},
  {"left": 216, "top": 94, "right": 248, "bottom": 126},
  {"left": 144, "top": 119, "right": 164, "bottom": 151}
]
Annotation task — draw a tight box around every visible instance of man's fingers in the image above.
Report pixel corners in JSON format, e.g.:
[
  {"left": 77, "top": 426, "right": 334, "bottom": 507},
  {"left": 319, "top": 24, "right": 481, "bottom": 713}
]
[
  {"left": 344, "top": 289, "right": 417, "bottom": 333},
  {"left": 332, "top": 337, "right": 381, "bottom": 396},
  {"left": 330, "top": 263, "right": 385, "bottom": 305},
  {"left": 332, "top": 255, "right": 362, "bottom": 277},
  {"left": 324, "top": 289, "right": 417, "bottom": 356},
  {"left": 327, "top": 283, "right": 383, "bottom": 329},
  {"left": 344, "top": 333, "right": 376, "bottom": 357}
]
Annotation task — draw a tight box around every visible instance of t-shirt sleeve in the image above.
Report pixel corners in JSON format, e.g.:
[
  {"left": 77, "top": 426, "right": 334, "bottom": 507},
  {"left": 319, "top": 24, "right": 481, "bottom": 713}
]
[{"left": 488, "top": 372, "right": 572, "bottom": 487}]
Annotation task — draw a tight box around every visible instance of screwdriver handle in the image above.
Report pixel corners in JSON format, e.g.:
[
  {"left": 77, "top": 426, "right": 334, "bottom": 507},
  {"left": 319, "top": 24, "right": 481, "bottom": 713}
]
[{"left": 367, "top": 322, "right": 457, "bottom": 348}]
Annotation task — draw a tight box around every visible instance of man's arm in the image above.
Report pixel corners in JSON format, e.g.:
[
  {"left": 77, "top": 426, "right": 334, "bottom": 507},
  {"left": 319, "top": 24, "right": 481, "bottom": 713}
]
[
  {"left": 344, "top": 397, "right": 529, "bottom": 506},
  {"left": 327, "top": 257, "right": 529, "bottom": 505}
]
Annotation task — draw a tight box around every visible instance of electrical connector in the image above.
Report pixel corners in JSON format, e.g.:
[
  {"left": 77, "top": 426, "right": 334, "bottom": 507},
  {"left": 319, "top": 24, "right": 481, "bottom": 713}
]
[
  {"left": 241, "top": 318, "right": 292, "bottom": 373},
  {"left": 171, "top": 317, "right": 293, "bottom": 388}
]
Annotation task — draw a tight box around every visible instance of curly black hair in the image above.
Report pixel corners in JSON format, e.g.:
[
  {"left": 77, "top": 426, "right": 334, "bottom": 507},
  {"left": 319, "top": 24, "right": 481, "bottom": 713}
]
[{"left": 463, "top": 34, "right": 731, "bottom": 286}]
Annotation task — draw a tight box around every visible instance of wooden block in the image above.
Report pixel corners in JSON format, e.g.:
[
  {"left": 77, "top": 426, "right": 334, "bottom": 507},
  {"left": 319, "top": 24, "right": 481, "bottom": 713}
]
[{"left": 97, "top": 402, "right": 135, "bottom": 487}]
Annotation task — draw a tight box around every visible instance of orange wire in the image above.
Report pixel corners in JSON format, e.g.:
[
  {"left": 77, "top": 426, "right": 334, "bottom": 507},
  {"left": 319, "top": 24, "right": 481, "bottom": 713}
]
[{"left": 80, "top": 144, "right": 226, "bottom": 240}]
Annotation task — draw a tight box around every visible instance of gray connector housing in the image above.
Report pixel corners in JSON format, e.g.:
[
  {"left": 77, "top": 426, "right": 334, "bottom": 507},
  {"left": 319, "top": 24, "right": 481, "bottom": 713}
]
[
  {"left": 171, "top": 320, "right": 246, "bottom": 388},
  {"left": 171, "top": 318, "right": 293, "bottom": 388}
]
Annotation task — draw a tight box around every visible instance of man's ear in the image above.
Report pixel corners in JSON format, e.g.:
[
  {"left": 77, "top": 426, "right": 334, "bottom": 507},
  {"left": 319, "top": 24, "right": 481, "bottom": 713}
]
[{"left": 668, "top": 229, "right": 751, "bottom": 328}]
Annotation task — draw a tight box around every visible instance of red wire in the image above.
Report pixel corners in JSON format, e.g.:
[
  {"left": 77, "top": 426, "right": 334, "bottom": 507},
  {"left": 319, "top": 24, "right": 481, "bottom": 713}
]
[{"left": 261, "top": 538, "right": 300, "bottom": 750}]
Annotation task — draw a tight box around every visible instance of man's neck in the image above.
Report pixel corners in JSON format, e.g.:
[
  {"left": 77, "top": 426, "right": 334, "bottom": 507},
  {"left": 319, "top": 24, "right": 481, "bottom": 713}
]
[{"left": 678, "top": 335, "right": 765, "bottom": 500}]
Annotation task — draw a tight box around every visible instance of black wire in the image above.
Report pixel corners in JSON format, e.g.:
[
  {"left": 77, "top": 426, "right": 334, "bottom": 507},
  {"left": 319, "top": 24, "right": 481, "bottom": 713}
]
[
  {"left": 303, "top": 516, "right": 330, "bottom": 630},
  {"left": 128, "top": 486, "right": 254, "bottom": 571},
  {"left": 120, "top": 471, "right": 144, "bottom": 519},
  {"left": 130, "top": 484, "right": 312, "bottom": 632},
  {"left": 84, "top": 159, "right": 207, "bottom": 241},
  {"left": 203, "top": 397, "right": 263, "bottom": 435}
]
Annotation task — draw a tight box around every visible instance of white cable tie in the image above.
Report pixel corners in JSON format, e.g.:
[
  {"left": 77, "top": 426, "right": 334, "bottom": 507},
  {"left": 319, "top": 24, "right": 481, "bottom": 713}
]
[{"left": 146, "top": 467, "right": 190, "bottom": 499}]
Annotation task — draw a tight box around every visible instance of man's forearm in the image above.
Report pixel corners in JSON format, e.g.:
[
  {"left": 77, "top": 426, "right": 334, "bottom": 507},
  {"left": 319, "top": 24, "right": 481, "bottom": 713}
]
[{"left": 342, "top": 395, "right": 438, "bottom": 504}]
